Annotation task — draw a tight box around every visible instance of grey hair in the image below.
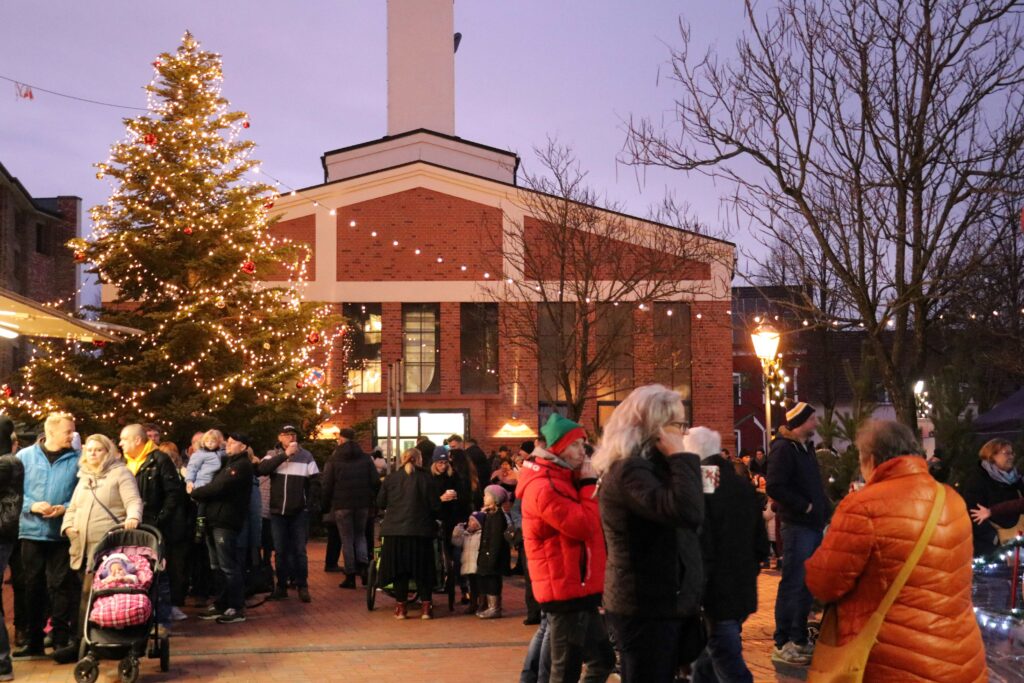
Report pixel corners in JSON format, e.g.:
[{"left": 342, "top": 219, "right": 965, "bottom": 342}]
[
  {"left": 593, "top": 384, "right": 684, "bottom": 474},
  {"left": 856, "top": 419, "right": 922, "bottom": 469},
  {"left": 121, "top": 423, "right": 147, "bottom": 443},
  {"left": 683, "top": 427, "right": 721, "bottom": 461}
]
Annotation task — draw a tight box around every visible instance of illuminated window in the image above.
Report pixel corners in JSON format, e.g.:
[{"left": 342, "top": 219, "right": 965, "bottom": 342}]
[{"left": 343, "top": 303, "right": 382, "bottom": 393}]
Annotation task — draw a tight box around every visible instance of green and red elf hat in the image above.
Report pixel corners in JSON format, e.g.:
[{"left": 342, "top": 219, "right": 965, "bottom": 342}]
[{"left": 541, "top": 413, "right": 587, "bottom": 456}]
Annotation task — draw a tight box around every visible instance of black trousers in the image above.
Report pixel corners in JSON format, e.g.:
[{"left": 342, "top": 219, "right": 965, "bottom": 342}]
[
  {"left": 546, "top": 607, "right": 615, "bottom": 683},
  {"left": 522, "top": 549, "right": 541, "bottom": 621},
  {"left": 324, "top": 519, "right": 341, "bottom": 569},
  {"left": 477, "top": 573, "right": 503, "bottom": 596},
  {"left": 20, "top": 539, "right": 79, "bottom": 648}
]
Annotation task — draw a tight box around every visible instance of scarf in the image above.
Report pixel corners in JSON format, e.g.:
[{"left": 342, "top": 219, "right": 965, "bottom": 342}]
[
  {"left": 983, "top": 459, "right": 1020, "bottom": 486},
  {"left": 125, "top": 440, "right": 157, "bottom": 476}
]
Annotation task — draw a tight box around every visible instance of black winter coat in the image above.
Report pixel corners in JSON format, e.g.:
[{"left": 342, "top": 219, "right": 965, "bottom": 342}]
[
  {"left": 466, "top": 446, "right": 491, "bottom": 486},
  {"left": 191, "top": 452, "right": 254, "bottom": 532},
  {"left": 449, "top": 448, "right": 483, "bottom": 510},
  {"left": 0, "top": 454, "right": 24, "bottom": 542},
  {"left": 134, "top": 450, "right": 187, "bottom": 542},
  {"left": 961, "top": 462, "right": 1024, "bottom": 557},
  {"left": 599, "top": 445, "right": 705, "bottom": 618},
  {"left": 377, "top": 467, "right": 440, "bottom": 538},
  {"left": 429, "top": 469, "right": 470, "bottom": 535},
  {"left": 766, "top": 435, "right": 828, "bottom": 531},
  {"left": 476, "top": 509, "right": 508, "bottom": 576},
  {"left": 321, "top": 442, "right": 379, "bottom": 512},
  {"left": 699, "top": 454, "right": 769, "bottom": 621}
]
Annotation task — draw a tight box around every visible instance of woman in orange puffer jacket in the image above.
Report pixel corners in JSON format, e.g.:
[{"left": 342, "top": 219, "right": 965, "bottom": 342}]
[{"left": 804, "top": 420, "right": 987, "bottom": 682}]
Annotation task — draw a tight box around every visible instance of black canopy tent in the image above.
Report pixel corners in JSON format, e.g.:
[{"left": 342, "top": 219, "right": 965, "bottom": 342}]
[{"left": 973, "top": 387, "right": 1024, "bottom": 441}]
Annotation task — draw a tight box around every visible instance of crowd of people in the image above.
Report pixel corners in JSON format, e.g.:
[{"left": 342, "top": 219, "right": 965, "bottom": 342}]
[{"left": 0, "top": 380, "right": 1008, "bottom": 682}]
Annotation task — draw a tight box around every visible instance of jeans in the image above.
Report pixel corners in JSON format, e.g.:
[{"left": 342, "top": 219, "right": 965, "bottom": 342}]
[
  {"left": 520, "top": 613, "right": 552, "bottom": 683},
  {"left": 334, "top": 508, "right": 369, "bottom": 573},
  {"left": 692, "top": 619, "right": 753, "bottom": 683},
  {"left": 270, "top": 511, "right": 309, "bottom": 589},
  {"left": 774, "top": 524, "right": 823, "bottom": 648},
  {"left": 605, "top": 613, "right": 682, "bottom": 683},
  {"left": 20, "top": 538, "right": 79, "bottom": 648},
  {"left": 547, "top": 607, "right": 615, "bottom": 683},
  {"left": 0, "top": 543, "right": 13, "bottom": 667},
  {"left": 207, "top": 527, "right": 244, "bottom": 611}
]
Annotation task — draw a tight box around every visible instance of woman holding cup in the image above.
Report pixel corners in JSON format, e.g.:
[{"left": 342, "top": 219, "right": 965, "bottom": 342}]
[{"left": 593, "top": 384, "right": 706, "bottom": 683}]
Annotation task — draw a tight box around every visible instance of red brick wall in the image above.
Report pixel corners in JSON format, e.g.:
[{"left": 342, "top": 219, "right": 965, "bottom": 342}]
[
  {"left": 269, "top": 214, "right": 316, "bottom": 280},
  {"left": 690, "top": 300, "right": 736, "bottom": 452},
  {"left": 336, "top": 188, "right": 503, "bottom": 281}
]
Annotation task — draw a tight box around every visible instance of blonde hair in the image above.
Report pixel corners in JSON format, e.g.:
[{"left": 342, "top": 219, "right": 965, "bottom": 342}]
[
  {"left": 44, "top": 412, "right": 74, "bottom": 435},
  {"left": 201, "top": 429, "right": 225, "bottom": 451},
  {"left": 80, "top": 434, "right": 122, "bottom": 474},
  {"left": 593, "top": 384, "right": 684, "bottom": 474},
  {"left": 980, "top": 438, "right": 1013, "bottom": 463},
  {"left": 400, "top": 447, "right": 421, "bottom": 472}
]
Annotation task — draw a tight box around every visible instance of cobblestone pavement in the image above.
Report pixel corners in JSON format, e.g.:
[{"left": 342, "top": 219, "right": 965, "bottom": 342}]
[{"left": 3, "top": 544, "right": 1015, "bottom": 682}]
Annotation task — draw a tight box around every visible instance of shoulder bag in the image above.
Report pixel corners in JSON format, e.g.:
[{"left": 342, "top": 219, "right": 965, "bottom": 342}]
[{"left": 808, "top": 481, "right": 946, "bottom": 683}]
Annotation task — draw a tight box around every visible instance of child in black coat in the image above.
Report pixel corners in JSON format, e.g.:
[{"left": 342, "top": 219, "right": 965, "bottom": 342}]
[{"left": 475, "top": 485, "right": 510, "bottom": 618}]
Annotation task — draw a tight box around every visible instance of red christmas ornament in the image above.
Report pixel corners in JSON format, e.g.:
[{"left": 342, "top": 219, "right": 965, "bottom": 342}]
[
  {"left": 73, "top": 251, "right": 86, "bottom": 263},
  {"left": 183, "top": 226, "right": 193, "bottom": 235},
  {"left": 143, "top": 133, "right": 157, "bottom": 146},
  {"left": 306, "top": 331, "right": 321, "bottom": 344},
  {"left": 241, "top": 260, "right": 256, "bottom": 275},
  {"left": 242, "top": 121, "right": 250, "bottom": 129},
  {"left": 1, "top": 385, "right": 11, "bottom": 398},
  {"left": 295, "top": 380, "right": 305, "bottom": 390},
  {"left": 93, "top": 340, "right": 107, "bottom": 348},
  {"left": 152, "top": 60, "right": 162, "bottom": 68},
  {"left": 264, "top": 200, "right": 275, "bottom": 210}
]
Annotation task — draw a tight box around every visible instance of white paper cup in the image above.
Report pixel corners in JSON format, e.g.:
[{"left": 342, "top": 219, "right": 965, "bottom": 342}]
[{"left": 701, "top": 465, "right": 720, "bottom": 494}]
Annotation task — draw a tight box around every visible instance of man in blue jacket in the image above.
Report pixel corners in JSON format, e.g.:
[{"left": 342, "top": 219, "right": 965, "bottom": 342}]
[
  {"left": 765, "top": 402, "right": 827, "bottom": 666},
  {"left": 13, "top": 413, "right": 79, "bottom": 661}
]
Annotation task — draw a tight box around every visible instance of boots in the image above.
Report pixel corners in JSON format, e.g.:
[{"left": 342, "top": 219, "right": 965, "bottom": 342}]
[
  {"left": 394, "top": 601, "right": 407, "bottom": 620},
  {"left": 420, "top": 601, "right": 433, "bottom": 620},
  {"left": 477, "top": 595, "right": 501, "bottom": 619},
  {"left": 339, "top": 574, "right": 357, "bottom": 589},
  {"left": 464, "top": 593, "right": 479, "bottom": 615}
]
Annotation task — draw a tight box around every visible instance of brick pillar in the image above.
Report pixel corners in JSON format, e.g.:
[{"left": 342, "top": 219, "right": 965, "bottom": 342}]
[
  {"left": 634, "top": 307, "right": 655, "bottom": 386},
  {"left": 690, "top": 300, "right": 735, "bottom": 451},
  {"left": 440, "top": 302, "right": 461, "bottom": 395},
  {"left": 381, "top": 302, "right": 403, "bottom": 398}
]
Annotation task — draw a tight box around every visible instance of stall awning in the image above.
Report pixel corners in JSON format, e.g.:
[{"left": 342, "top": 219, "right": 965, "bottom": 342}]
[{"left": 0, "top": 288, "right": 138, "bottom": 343}]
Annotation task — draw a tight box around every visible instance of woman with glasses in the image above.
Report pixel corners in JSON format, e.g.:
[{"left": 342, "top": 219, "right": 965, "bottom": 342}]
[{"left": 593, "top": 384, "right": 705, "bottom": 683}]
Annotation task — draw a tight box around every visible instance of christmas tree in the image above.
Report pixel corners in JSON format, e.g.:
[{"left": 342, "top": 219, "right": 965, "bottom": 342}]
[{"left": 3, "top": 32, "right": 342, "bottom": 441}]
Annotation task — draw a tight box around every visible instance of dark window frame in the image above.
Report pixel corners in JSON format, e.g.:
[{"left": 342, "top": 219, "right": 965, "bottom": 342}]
[{"left": 460, "top": 302, "right": 499, "bottom": 394}]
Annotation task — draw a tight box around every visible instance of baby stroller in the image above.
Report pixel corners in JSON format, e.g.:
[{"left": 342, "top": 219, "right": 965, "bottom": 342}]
[
  {"left": 366, "top": 516, "right": 456, "bottom": 612},
  {"left": 74, "top": 524, "right": 169, "bottom": 683}
]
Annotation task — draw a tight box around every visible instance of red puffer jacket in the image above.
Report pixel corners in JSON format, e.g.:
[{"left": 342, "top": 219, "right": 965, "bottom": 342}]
[
  {"left": 805, "top": 456, "right": 987, "bottom": 682},
  {"left": 517, "top": 453, "right": 605, "bottom": 611}
]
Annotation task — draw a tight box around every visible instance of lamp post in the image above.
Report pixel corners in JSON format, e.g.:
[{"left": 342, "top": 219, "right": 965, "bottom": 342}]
[{"left": 752, "top": 322, "right": 781, "bottom": 450}]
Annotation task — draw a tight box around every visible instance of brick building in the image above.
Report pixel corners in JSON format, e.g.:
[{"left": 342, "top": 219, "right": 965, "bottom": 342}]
[
  {"left": 0, "top": 160, "right": 80, "bottom": 381},
  {"left": 253, "top": 0, "right": 736, "bottom": 453}
]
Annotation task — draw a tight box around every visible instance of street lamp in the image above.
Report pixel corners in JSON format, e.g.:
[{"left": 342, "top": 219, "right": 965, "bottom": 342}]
[{"left": 752, "top": 322, "right": 781, "bottom": 450}]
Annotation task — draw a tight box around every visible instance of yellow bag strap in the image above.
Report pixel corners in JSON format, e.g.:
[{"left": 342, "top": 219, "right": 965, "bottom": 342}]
[{"left": 874, "top": 482, "right": 946, "bottom": 617}]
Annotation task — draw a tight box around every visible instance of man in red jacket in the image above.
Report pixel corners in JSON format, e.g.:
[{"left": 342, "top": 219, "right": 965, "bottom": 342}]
[{"left": 517, "top": 414, "right": 613, "bottom": 683}]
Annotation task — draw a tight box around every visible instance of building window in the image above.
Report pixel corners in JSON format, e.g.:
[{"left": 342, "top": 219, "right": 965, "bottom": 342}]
[
  {"left": 538, "top": 303, "right": 577, "bottom": 403},
  {"left": 461, "top": 303, "right": 499, "bottom": 394},
  {"left": 596, "top": 304, "right": 633, "bottom": 402},
  {"left": 403, "top": 303, "right": 440, "bottom": 393},
  {"left": 343, "top": 303, "right": 382, "bottom": 393},
  {"left": 35, "top": 224, "right": 51, "bottom": 255},
  {"left": 733, "top": 372, "right": 743, "bottom": 406},
  {"left": 597, "top": 401, "right": 620, "bottom": 430},
  {"left": 653, "top": 302, "right": 692, "bottom": 420}
]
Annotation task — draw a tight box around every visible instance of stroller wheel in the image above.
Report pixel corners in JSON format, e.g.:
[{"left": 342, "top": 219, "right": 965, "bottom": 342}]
[
  {"left": 160, "top": 636, "right": 170, "bottom": 672},
  {"left": 366, "top": 560, "right": 378, "bottom": 611},
  {"left": 74, "top": 657, "right": 99, "bottom": 683},
  {"left": 118, "top": 655, "right": 140, "bottom": 683}
]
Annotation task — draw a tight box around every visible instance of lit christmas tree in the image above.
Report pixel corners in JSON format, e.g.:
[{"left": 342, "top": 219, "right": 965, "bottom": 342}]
[{"left": 3, "top": 32, "right": 343, "bottom": 440}]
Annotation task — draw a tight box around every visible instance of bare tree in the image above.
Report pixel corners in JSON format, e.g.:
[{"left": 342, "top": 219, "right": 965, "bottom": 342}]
[
  {"left": 625, "top": 0, "right": 1024, "bottom": 428},
  {"left": 489, "top": 141, "right": 732, "bottom": 422}
]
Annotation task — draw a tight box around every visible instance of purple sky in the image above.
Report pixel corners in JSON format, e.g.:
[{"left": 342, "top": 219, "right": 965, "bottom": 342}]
[{"left": 1, "top": 1, "right": 749, "bottom": 252}]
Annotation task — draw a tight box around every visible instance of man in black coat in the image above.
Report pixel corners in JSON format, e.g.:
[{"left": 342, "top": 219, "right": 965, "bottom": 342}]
[
  {"left": 191, "top": 433, "right": 254, "bottom": 624},
  {"left": 765, "top": 402, "right": 826, "bottom": 666},
  {"left": 693, "top": 435, "right": 768, "bottom": 682},
  {"left": 321, "top": 428, "right": 379, "bottom": 588},
  {"left": 0, "top": 447, "right": 23, "bottom": 678}
]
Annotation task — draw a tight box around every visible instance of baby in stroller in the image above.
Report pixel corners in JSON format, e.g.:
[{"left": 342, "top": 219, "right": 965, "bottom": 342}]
[{"left": 89, "top": 548, "right": 156, "bottom": 630}]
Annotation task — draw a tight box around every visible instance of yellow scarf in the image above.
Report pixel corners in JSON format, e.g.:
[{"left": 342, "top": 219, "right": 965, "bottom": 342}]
[{"left": 125, "top": 440, "right": 156, "bottom": 475}]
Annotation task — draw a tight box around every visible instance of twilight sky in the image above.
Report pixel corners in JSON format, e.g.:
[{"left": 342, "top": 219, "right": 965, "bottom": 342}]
[{"left": 1, "top": 1, "right": 749, "bottom": 252}]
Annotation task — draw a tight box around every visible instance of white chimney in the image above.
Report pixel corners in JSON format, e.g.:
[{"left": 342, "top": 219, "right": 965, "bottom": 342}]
[{"left": 387, "top": 0, "right": 456, "bottom": 136}]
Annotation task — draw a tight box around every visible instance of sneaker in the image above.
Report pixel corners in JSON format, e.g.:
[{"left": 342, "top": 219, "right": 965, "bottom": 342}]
[
  {"left": 0, "top": 670, "right": 12, "bottom": 682},
  {"left": 11, "top": 645, "right": 44, "bottom": 659},
  {"left": 793, "top": 641, "right": 815, "bottom": 657},
  {"left": 771, "top": 642, "right": 811, "bottom": 666},
  {"left": 216, "top": 609, "right": 246, "bottom": 624},
  {"left": 170, "top": 606, "right": 188, "bottom": 621},
  {"left": 198, "top": 606, "right": 224, "bottom": 621},
  {"left": 298, "top": 586, "right": 311, "bottom": 603}
]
